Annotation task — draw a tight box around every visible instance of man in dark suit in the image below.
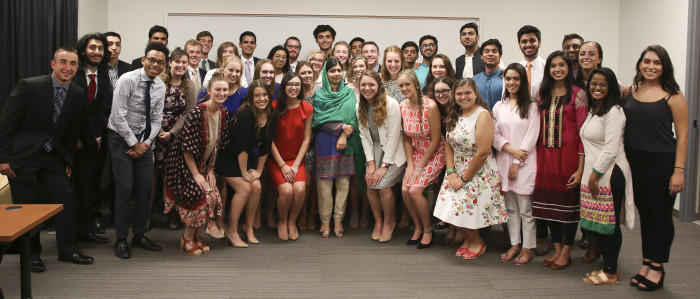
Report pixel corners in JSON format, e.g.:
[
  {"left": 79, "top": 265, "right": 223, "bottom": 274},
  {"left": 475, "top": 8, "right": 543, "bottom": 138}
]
[
  {"left": 131, "top": 25, "right": 169, "bottom": 69},
  {"left": 72, "top": 33, "right": 113, "bottom": 244},
  {"left": 184, "top": 39, "right": 206, "bottom": 93},
  {"left": 196, "top": 31, "right": 216, "bottom": 71},
  {"left": 455, "top": 22, "right": 485, "bottom": 79},
  {"left": 0, "top": 47, "right": 95, "bottom": 272},
  {"left": 105, "top": 31, "right": 134, "bottom": 87}
]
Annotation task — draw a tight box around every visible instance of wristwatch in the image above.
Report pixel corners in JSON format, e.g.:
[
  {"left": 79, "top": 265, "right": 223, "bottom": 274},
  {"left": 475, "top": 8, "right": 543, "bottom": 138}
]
[{"left": 381, "top": 162, "right": 391, "bottom": 168}]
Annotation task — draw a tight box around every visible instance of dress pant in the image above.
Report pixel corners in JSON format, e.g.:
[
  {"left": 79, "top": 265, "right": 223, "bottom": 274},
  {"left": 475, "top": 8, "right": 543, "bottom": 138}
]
[
  {"left": 8, "top": 150, "right": 79, "bottom": 256},
  {"left": 108, "top": 132, "right": 153, "bottom": 239},
  {"left": 504, "top": 191, "right": 535, "bottom": 249},
  {"left": 73, "top": 142, "right": 107, "bottom": 234},
  {"left": 316, "top": 176, "right": 350, "bottom": 223}
]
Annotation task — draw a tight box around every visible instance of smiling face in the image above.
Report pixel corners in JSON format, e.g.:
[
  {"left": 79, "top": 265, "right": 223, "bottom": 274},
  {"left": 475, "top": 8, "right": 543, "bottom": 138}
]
[
  {"left": 481, "top": 44, "right": 501, "bottom": 67},
  {"left": 222, "top": 46, "right": 236, "bottom": 60},
  {"left": 199, "top": 36, "right": 213, "bottom": 55},
  {"left": 519, "top": 33, "right": 540, "bottom": 59},
  {"left": 639, "top": 50, "right": 663, "bottom": 81},
  {"left": 310, "top": 53, "right": 324, "bottom": 72},
  {"left": 208, "top": 80, "right": 229, "bottom": 105},
  {"left": 222, "top": 60, "right": 242, "bottom": 84},
  {"left": 327, "top": 64, "right": 343, "bottom": 86},
  {"left": 252, "top": 86, "right": 270, "bottom": 110},
  {"left": 285, "top": 39, "right": 301, "bottom": 60},
  {"left": 454, "top": 84, "right": 476, "bottom": 111},
  {"left": 272, "top": 49, "right": 287, "bottom": 70},
  {"left": 385, "top": 52, "right": 402, "bottom": 77},
  {"left": 563, "top": 38, "right": 582, "bottom": 63},
  {"left": 398, "top": 75, "right": 417, "bottom": 100},
  {"left": 51, "top": 50, "right": 79, "bottom": 85},
  {"left": 285, "top": 76, "right": 301, "bottom": 99},
  {"left": 169, "top": 54, "right": 188, "bottom": 77},
  {"left": 359, "top": 75, "right": 379, "bottom": 102},
  {"left": 579, "top": 43, "right": 601, "bottom": 71},
  {"left": 362, "top": 44, "right": 379, "bottom": 67},
  {"left": 549, "top": 56, "right": 569, "bottom": 81},
  {"left": 420, "top": 39, "right": 436, "bottom": 60},
  {"left": 141, "top": 50, "right": 166, "bottom": 78},
  {"left": 239, "top": 35, "right": 257, "bottom": 58},
  {"left": 403, "top": 46, "right": 418, "bottom": 64},
  {"left": 298, "top": 65, "right": 314, "bottom": 85},
  {"left": 83, "top": 38, "right": 105, "bottom": 67},
  {"left": 504, "top": 69, "right": 521, "bottom": 96},
  {"left": 333, "top": 44, "right": 349, "bottom": 65},
  {"left": 433, "top": 82, "right": 451, "bottom": 105},
  {"left": 353, "top": 59, "right": 367, "bottom": 80},
  {"left": 350, "top": 40, "right": 364, "bottom": 55},
  {"left": 431, "top": 57, "right": 446, "bottom": 78},
  {"left": 316, "top": 31, "right": 335, "bottom": 52},
  {"left": 259, "top": 62, "right": 275, "bottom": 84},
  {"left": 588, "top": 73, "right": 609, "bottom": 101},
  {"left": 186, "top": 44, "right": 202, "bottom": 69}
]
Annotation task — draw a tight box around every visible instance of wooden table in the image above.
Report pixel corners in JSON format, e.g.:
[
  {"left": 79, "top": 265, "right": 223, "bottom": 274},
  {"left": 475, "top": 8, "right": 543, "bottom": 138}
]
[{"left": 0, "top": 204, "right": 63, "bottom": 299}]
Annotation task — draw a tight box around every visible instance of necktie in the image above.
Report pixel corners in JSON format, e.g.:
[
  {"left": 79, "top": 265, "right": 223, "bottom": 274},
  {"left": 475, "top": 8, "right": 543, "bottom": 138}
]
[
  {"left": 43, "top": 86, "right": 66, "bottom": 152},
  {"left": 143, "top": 81, "right": 152, "bottom": 142},
  {"left": 245, "top": 60, "right": 252, "bottom": 85},
  {"left": 191, "top": 70, "right": 201, "bottom": 91},
  {"left": 526, "top": 63, "right": 532, "bottom": 93},
  {"left": 87, "top": 74, "right": 96, "bottom": 107},
  {"left": 200, "top": 60, "right": 207, "bottom": 71}
]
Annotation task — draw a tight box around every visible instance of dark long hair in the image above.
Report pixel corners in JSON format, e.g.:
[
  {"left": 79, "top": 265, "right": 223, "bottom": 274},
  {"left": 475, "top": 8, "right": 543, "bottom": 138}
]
[
  {"left": 75, "top": 33, "right": 111, "bottom": 72},
  {"left": 586, "top": 67, "right": 621, "bottom": 117},
  {"left": 632, "top": 45, "right": 680, "bottom": 95},
  {"left": 276, "top": 72, "right": 304, "bottom": 116},
  {"left": 432, "top": 75, "right": 454, "bottom": 117},
  {"left": 574, "top": 41, "right": 603, "bottom": 88},
  {"left": 424, "top": 54, "right": 456, "bottom": 98},
  {"left": 502, "top": 63, "right": 533, "bottom": 119},
  {"left": 539, "top": 50, "right": 574, "bottom": 109},
  {"left": 267, "top": 45, "right": 290, "bottom": 73},
  {"left": 159, "top": 47, "right": 191, "bottom": 96},
  {"left": 233, "top": 79, "right": 275, "bottom": 135}
]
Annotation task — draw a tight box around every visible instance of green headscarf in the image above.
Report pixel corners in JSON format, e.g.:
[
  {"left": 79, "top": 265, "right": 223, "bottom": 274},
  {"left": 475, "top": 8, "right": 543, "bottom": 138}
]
[{"left": 312, "top": 59, "right": 365, "bottom": 192}]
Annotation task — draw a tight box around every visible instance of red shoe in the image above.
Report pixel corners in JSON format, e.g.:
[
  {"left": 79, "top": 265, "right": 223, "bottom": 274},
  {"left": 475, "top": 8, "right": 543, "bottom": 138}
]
[
  {"left": 455, "top": 247, "right": 469, "bottom": 257},
  {"left": 463, "top": 243, "right": 487, "bottom": 260}
]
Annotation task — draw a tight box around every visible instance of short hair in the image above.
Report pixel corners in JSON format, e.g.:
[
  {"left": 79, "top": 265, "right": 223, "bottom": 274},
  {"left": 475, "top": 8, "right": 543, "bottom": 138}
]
[
  {"left": 419, "top": 35, "right": 438, "bottom": 48},
  {"left": 53, "top": 47, "right": 78, "bottom": 60},
  {"left": 480, "top": 39, "right": 503, "bottom": 55},
  {"left": 239, "top": 31, "right": 256, "bottom": 43},
  {"left": 144, "top": 42, "right": 170, "bottom": 58},
  {"left": 184, "top": 39, "right": 202, "bottom": 51},
  {"left": 284, "top": 36, "right": 301, "bottom": 48},
  {"left": 362, "top": 41, "right": 379, "bottom": 52},
  {"left": 517, "top": 25, "right": 541, "bottom": 41},
  {"left": 313, "top": 25, "right": 336, "bottom": 39},
  {"left": 460, "top": 22, "right": 479, "bottom": 36},
  {"left": 350, "top": 37, "right": 365, "bottom": 45},
  {"left": 196, "top": 31, "right": 213, "bottom": 41},
  {"left": 75, "top": 33, "right": 111, "bottom": 67},
  {"left": 148, "top": 25, "right": 168, "bottom": 39},
  {"left": 401, "top": 41, "right": 418, "bottom": 51},
  {"left": 306, "top": 49, "right": 325, "bottom": 61},
  {"left": 103, "top": 31, "right": 121, "bottom": 41},
  {"left": 562, "top": 33, "right": 583, "bottom": 46}
]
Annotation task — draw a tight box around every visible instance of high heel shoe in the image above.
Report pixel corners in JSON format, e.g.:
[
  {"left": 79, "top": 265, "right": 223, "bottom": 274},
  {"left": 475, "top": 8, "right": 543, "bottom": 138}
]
[
  {"left": 463, "top": 243, "right": 487, "bottom": 260},
  {"left": 180, "top": 237, "right": 202, "bottom": 256},
  {"left": 206, "top": 227, "right": 225, "bottom": 239},
  {"left": 224, "top": 230, "right": 248, "bottom": 248},
  {"left": 630, "top": 260, "right": 652, "bottom": 286},
  {"left": 637, "top": 264, "right": 664, "bottom": 291},
  {"left": 417, "top": 229, "right": 434, "bottom": 249},
  {"left": 195, "top": 236, "right": 210, "bottom": 253},
  {"left": 378, "top": 224, "right": 395, "bottom": 243}
]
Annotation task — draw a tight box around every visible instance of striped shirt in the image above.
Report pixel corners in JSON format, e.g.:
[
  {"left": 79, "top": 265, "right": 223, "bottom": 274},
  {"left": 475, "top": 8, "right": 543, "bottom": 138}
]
[{"left": 107, "top": 68, "right": 165, "bottom": 147}]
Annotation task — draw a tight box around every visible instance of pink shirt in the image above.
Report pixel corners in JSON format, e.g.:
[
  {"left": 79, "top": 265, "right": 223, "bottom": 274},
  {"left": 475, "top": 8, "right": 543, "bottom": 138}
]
[{"left": 493, "top": 99, "right": 540, "bottom": 195}]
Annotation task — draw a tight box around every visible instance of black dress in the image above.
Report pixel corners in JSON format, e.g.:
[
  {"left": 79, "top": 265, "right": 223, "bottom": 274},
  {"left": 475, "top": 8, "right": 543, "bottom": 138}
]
[{"left": 215, "top": 108, "right": 276, "bottom": 177}]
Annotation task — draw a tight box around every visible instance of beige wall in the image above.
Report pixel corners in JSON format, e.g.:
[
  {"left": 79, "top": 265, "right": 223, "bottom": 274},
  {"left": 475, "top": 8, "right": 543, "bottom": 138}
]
[{"left": 78, "top": 0, "right": 108, "bottom": 36}]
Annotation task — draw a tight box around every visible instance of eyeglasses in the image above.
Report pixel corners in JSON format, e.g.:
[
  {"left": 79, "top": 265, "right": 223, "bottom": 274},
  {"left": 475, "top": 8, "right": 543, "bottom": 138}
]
[
  {"left": 286, "top": 45, "right": 300, "bottom": 50},
  {"left": 310, "top": 58, "right": 323, "bottom": 63},
  {"left": 420, "top": 43, "right": 436, "bottom": 49},
  {"left": 590, "top": 82, "right": 608, "bottom": 89},
  {"left": 274, "top": 54, "right": 287, "bottom": 60},
  {"left": 287, "top": 82, "right": 301, "bottom": 88},
  {"left": 435, "top": 89, "right": 451, "bottom": 95},
  {"left": 145, "top": 57, "right": 166, "bottom": 66}
]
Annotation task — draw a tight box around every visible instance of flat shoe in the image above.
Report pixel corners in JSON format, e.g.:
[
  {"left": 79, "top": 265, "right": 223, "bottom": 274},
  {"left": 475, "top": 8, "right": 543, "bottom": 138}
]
[
  {"left": 371, "top": 233, "right": 380, "bottom": 241},
  {"left": 551, "top": 258, "right": 572, "bottom": 270},
  {"left": 584, "top": 270, "right": 620, "bottom": 285},
  {"left": 542, "top": 259, "right": 555, "bottom": 267}
]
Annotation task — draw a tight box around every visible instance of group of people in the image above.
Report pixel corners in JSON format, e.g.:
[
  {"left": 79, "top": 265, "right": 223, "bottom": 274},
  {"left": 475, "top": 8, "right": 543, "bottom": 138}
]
[{"left": 0, "top": 22, "right": 688, "bottom": 292}]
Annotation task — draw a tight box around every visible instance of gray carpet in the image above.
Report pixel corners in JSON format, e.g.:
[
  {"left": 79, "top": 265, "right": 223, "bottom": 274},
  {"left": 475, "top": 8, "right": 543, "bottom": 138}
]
[{"left": 1, "top": 217, "right": 699, "bottom": 298}]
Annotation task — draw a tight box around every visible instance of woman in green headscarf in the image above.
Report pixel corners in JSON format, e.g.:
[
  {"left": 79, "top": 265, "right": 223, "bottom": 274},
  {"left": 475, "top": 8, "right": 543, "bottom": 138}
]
[{"left": 312, "top": 58, "right": 365, "bottom": 238}]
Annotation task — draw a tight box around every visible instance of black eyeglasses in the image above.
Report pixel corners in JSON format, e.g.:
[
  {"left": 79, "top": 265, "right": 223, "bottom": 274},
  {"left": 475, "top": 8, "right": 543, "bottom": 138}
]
[
  {"left": 435, "top": 89, "right": 451, "bottom": 95},
  {"left": 145, "top": 57, "right": 166, "bottom": 66},
  {"left": 420, "top": 43, "right": 436, "bottom": 49}
]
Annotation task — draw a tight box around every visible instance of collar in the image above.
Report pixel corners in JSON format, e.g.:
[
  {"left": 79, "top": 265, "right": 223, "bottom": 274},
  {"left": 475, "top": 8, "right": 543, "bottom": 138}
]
[
  {"left": 138, "top": 68, "right": 155, "bottom": 82},
  {"left": 84, "top": 66, "right": 98, "bottom": 76},
  {"left": 51, "top": 73, "right": 70, "bottom": 90},
  {"left": 484, "top": 68, "right": 502, "bottom": 77}
]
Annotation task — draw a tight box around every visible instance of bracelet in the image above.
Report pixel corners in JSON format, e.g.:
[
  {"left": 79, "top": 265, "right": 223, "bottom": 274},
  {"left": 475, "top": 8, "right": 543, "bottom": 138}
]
[
  {"left": 279, "top": 164, "right": 286, "bottom": 168},
  {"left": 415, "top": 167, "right": 424, "bottom": 173},
  {"left": 460, "top": 176, "right": 469, "bottom": 183},
  {"left": 446, "top": 168, "right": 455, "bottom": 173},
  {"left": 592, "top": 168, "right": 603, "bottom": 176},
  {"left": 446, "top": 170, "right": 456, "bottom": 176}
]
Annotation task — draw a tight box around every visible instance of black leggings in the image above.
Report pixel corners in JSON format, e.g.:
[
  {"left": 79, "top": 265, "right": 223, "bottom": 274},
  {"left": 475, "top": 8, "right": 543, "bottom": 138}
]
[
  {"left": 547, "top": 220, "right": 578, "bottom": 246},
  {"left": 590, "top": 165, "right": 624, "bottom": 275},
  {"left": 627, "top": 150, "right": 676, "bottom": 263}
]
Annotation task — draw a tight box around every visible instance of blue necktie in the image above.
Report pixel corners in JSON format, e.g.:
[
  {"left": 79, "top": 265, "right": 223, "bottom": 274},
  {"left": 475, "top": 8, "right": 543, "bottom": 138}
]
[
  {"left": 43, "top": 86, "right": 66, "bottom": 152},
  {"left": 142, "top": 81, "right": 152, "bottom": 142}
]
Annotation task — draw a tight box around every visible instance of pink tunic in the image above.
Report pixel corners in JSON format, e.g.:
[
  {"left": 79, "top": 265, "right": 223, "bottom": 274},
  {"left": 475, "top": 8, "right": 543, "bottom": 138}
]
[
  {"left": 401, "top": 98, "right": 445, "bottom": 187},
  {"left": 493, "top": 99, "right": 540, "bottom": 195}
]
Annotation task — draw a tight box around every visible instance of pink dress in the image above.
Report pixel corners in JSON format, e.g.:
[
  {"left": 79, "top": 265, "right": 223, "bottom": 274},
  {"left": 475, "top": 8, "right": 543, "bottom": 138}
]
[
  {"left": 493, "top": 99, "right": 540, "bottom": 195},
  {"left": 401, "top": 98, "right": 445, "bottom": 187}
]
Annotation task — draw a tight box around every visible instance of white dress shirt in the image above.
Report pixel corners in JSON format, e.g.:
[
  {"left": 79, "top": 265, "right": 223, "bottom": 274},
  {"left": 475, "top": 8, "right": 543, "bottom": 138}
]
[{"left": 519, "top": 56, "right": 546, "bottom": 100}]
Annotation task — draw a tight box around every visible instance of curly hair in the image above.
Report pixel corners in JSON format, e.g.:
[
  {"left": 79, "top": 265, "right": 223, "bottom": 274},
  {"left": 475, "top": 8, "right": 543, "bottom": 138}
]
[{"left": 357, "top": 70, "right": 388, "bottom": 128}]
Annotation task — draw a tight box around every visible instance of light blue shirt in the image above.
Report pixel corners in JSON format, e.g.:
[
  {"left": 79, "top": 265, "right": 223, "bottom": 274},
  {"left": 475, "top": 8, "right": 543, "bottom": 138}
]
[
  {"left": 473, "top": 68, "right": 503, "bottom": 109},
  {"left": 414, "top": 63, "right": 429, "bottom": 88}
]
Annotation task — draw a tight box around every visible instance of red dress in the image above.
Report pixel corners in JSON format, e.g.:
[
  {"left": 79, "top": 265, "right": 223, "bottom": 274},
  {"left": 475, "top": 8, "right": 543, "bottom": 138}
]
[
  {"left": 266, "top": 100, "right": 314, "bottom": 187},
  {"left": 532, "top": 87, "right": 588, "bottom": 222}
]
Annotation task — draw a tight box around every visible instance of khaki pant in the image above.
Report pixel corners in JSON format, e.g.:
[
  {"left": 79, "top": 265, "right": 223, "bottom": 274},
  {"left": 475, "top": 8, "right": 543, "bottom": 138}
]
[{"left": 316, "top": 176, "right": 350, "bottom": 223}]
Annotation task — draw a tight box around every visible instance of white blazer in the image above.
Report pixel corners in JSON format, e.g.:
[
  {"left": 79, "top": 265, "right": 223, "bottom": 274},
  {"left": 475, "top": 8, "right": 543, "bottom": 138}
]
[{"left": 356, "top": 96, "right": 407, "bottom": 167}]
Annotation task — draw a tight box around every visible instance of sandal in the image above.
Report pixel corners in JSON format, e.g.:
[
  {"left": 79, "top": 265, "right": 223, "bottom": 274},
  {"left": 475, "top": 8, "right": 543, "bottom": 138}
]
[
  {"left": 180, "top": 237, "right": 202, "bottom": 256},
  {"left": 584, "top": 270, "right": 619, "bottom": 285},
  {"left": 195, "top": 236, "right": 210, "bottom": 253},
  {"left": 500, "top": 247, "right": 520, "bottom": 262},
  {"left": 513, "top": 249, "right": 533, "bottom": 265},
  {"left": 630, "top": 260, "right": 651, "bottom": 286},
  {"left": 586, "top": 269, "right": 620, "bottom": 280},
  {"left": 320, "top": 230, "right": 330, "bottom": 238},
  {"left": 637, "top": 264, "right": 664, "bottom": 291}
]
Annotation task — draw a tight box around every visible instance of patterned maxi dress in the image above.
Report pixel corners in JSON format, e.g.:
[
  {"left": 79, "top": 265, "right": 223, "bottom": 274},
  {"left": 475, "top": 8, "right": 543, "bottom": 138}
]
[
  {"left": 163, "top": 103, "right": 226, "bottom": 226},
  {"left": 433, "top": 107, "right": 508, "bottom": 229},
  {"left": 400, "top": 98, "right": 445, "bottom": 187}
]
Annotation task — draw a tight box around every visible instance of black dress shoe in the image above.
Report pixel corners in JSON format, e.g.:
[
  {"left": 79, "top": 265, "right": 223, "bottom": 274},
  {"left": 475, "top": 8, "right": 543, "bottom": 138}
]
[
  {"left": 79, "top": 232, "right": 110, "bottom": 244},
  {"left": 30, "top": 256, "right": 46, "bottom": 273},
  {"left": 131, "top": 236, "right": 162, "bottom": 251},
  {"left": 58, "top": 252, "right": 94, "bottom": 265},
  {"left": 92, "top": 219, "right": 106, "bottom": 234},
  {"left": 115, "top": 240, "right": 131, "bottom": 259}
]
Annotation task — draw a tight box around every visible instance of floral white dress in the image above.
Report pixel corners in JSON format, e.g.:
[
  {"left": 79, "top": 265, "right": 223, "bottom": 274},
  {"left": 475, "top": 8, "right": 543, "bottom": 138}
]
[{"left": 433, "top": 107, "right": 508, "bottom": 229}]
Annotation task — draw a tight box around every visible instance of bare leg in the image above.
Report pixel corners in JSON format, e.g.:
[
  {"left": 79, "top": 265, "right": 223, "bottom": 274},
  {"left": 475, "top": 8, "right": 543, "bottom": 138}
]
[
  {"left": 378, "top": 188, "right": 395, "bottom": 238},
  {"left": 409, "top": 186, "right": 432, "bottom": 245},
  {"left": 288, "top": 181, "right": 305, "bottom": 240},
  {"left": 245, "top": 179, "right": 262, "bottom": 243},
  {"left": 401, "top": 185, "right": 423, "bottom": 241},
  {"left": 223, "top": 177, "right": 250, "bottom": 247},
  {"left": 276, "top": 183, "right": 293, "bottom": 241}
]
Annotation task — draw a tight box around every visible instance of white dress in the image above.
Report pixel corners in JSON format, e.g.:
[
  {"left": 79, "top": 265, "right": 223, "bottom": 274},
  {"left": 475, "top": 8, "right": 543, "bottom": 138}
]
[{"left": 433, "top": 107, "right": 508, "bottom": 229}]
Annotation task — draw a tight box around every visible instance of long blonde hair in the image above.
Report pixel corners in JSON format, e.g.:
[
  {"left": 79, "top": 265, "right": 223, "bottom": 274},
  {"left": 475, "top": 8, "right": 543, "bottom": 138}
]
[
  {"left": 218, "top": 55, "right": 243, "bottom": 90},
  {"left": 398, "top": 69, "right": 424, "bottom": 122},
  {"left": 357, "top": 70, "right": 388, "bottom": 128}
]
